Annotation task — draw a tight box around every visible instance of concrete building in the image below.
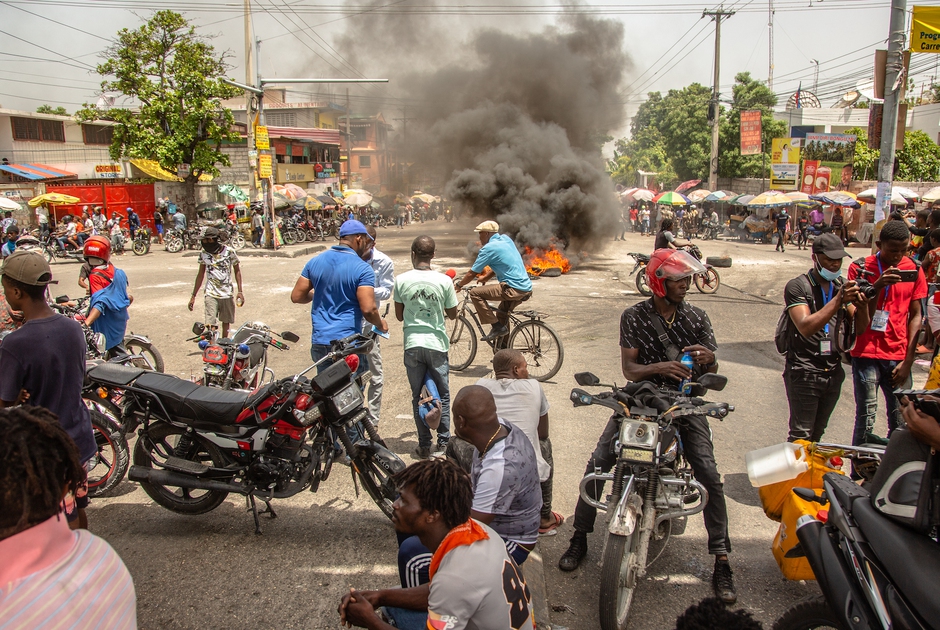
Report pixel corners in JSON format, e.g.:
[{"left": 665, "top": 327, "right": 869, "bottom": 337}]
[{"left": 337, "top": 113, "right": 392, "bottom": 191}]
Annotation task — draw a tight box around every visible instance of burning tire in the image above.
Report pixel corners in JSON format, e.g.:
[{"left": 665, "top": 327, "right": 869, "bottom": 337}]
[{"left": 705, "top": 256, "right": 732, "bottom": 268}]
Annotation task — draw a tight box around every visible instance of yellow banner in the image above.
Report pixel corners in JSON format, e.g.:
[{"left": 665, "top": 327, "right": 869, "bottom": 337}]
[
  {"left": 258, "top": 154, "right": 272, "bottom": 179},
  {"left": 911, "top": 6, "right": 940, "bottom": 53},
  {"left": 255, "top": 125, "right": 270, "bottom": 150}
]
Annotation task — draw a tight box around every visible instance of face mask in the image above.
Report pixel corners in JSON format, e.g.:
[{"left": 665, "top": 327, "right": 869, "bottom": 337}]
[
  {"left": 202, "top": 241, "right": 221, "bottom": 254},
  {"left": 815, "top": 262, "right": 841, "bottom": 282}
]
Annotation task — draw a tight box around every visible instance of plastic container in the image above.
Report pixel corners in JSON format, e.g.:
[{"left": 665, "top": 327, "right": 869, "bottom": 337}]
[
  {"left": 679, "top": 351, "right": 694, "bottom": 394},
  {"left": 746, "top": 442, "right": 808, "bottom": 487}
]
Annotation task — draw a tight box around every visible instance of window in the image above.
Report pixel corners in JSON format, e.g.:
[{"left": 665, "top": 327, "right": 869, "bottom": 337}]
[
  {"left": 358, "top": 155, "right": 371, "bottom": 169},
  {"left": 12, "top": 117, "right": 65, "bottom": 142},
  {"left": 82, "top": 124, "right": 113, "bottom": 145},
  {"left": 266, "top": 111, "right": 296, "bottom": 127},
  {"left": 351, "top": 125, "right": 368, "bottom": 143}
]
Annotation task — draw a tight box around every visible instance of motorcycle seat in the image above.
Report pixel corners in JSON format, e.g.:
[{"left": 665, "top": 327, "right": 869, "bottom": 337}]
[
  {"left": 87, "top": 362, "right": 145, "bottom": 387},
  {"left": 853, "top": 496, "right": 940, "bottom": 623}
]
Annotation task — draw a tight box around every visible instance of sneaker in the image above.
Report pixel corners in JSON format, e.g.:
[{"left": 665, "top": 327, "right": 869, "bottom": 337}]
[
  {"left": 712, "top": 558, "right": 737, "bottom": 604},
  {"left": 481, "top": 324, "right": 509, "bottom": 342},
  {"left": 558, "top": 531, "right": 588, "bottom": 572},
  {"left": 413, "top": 446, "right": 431, "bottom": 460}
]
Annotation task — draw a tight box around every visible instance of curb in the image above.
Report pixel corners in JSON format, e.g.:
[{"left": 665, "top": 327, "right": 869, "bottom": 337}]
[
  {"left": 180, "top": 245, "right": 326, "bottom": 259},
  {"left": 526, "top": 541, "right": 554, "bottom": 629}
]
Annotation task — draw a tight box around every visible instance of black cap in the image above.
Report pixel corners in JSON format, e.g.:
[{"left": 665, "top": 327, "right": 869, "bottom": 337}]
[
  {"left": 202, "top": 227, "right": 220, "bottom": 240},
  {"left": 812, "top": 233, "right": 848, "bottom": 258}
]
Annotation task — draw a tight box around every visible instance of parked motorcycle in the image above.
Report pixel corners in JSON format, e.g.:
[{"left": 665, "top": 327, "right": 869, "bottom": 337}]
[
  {"left": 627, "top": 252, "right": 650, "bottom": 296},
  {"left": 91, "top": 333, "right": 404, "bottom": 532},
  {"left": 571, "top": 371, "right": 733, "bottom": 630},
  {"left": 189, "top": 321, "right": 299, "bottom": 390},
  {"left": 132, "top": 227, "right": 151, "bottom": 256}
]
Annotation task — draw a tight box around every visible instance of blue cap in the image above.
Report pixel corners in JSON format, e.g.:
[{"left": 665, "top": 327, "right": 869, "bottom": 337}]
[{"left": 339, "top": 219, "right": 372, "bottom": 239}]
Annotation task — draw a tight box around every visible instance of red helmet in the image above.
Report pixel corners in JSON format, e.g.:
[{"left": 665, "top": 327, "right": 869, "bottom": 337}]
[
  {"left": 645, "top": 249, "right": 706, "bottom": 298},
  {"left": 83, "top": 234, "right": 111, "bottom": 264}
]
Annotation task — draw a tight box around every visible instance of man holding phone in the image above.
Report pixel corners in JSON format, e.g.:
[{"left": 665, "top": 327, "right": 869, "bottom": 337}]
[
  {"left": 848, "top": 220, "right": 928, "bottom": 447},
  {"left": 783, "top": 234, "right": 870, "bottom": 442}
]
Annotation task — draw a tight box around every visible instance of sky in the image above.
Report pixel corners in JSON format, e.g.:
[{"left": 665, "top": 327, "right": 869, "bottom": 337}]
[{"left": 0, "top": 0, "right": 937, "bottom": 143}]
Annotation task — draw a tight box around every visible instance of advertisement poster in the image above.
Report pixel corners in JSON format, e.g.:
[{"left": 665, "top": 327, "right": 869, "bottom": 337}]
[
  {"left": 770, "top": 138, "right": 801, "bottom": 191},
  {"left": 802, "top": 133, "right": 857, "bottom": 192},
  {"left": 801, "top": 160, "right": 820, "bottom": 194},
  {"left": 739, "top": 110, "right": 762, "bottom": 156},
  {"left": 258, "top": 154, "right": 272, "bottom": 179},
  {"left": 911, "top": 6, "right": 940, "bottom": 53},
  {"left": 255, "top": 125, "right": 270, "bottom": 150}
]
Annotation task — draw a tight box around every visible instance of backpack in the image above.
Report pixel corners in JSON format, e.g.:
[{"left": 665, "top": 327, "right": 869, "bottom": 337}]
[{"left": 774, "top": 274, "right": 812, "bottom": 355}]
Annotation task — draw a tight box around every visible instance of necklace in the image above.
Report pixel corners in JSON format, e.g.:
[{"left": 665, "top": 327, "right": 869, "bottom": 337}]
[{"left": 480, "top": 425, "right": 504, "bottom": 458}]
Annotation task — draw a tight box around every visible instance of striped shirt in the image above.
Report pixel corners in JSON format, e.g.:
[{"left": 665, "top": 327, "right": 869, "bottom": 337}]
[{"left": 0, "top": 515, "right": 136, "bottom": 629}]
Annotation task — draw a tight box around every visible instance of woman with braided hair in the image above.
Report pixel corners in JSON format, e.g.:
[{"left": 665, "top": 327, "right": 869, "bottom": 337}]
[{"left": 0, "top": 406, "right": 137, "bottom": 628}]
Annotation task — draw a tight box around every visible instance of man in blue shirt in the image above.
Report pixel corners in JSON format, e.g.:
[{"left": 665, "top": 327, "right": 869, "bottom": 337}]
[
  {"left": 360, "top": 225, "right": 394, "bottom": 422},
  {"left": 290, "top": 220, "right": 388, "bottom": 367},
  {"left": 454, "top": 221, "right": 533, "bottom": 341}
]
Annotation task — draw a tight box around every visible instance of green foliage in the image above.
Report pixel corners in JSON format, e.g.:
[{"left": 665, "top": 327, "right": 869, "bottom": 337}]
[
  {"left": 36, "top": 105, "right": 68, "bottom": 116},
  {"left": 845, "top": 126, "right": 940, "bottom": 182},
  {"left": 76, "top": 10, "right": 241, "bottom": 213}
]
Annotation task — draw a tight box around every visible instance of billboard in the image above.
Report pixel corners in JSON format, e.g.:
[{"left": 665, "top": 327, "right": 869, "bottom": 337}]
[
  {"left": 770, "top": 138, "right": 801, "bottom": 191},
  {"left": 801, "top": 133, "right": 857, "bottom": 193},
  {"left": 911, "top": 6, "right": 940, "bottom": 53},
  {"left": 740, "top": 110, "right": 762, "bottom": 156}
]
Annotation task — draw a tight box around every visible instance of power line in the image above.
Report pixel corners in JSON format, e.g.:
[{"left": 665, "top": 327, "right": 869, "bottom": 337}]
[{"left": 0, "top": 0, "right": 110, "bottom": 41}]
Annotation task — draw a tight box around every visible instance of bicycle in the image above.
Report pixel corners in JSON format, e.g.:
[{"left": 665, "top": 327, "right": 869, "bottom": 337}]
[{"left": 448, "top": 288, "right": 564, "bottom": 382}]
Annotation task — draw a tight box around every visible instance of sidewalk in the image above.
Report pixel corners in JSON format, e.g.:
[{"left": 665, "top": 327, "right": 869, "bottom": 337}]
[{"left": 180, "top": 243, "right": 326, "bottom": 259}]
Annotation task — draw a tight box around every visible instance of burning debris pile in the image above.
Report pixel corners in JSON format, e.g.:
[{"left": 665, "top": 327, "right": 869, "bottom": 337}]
[{"left": 524, "top": 242, "right": 572, "bottom": 277}]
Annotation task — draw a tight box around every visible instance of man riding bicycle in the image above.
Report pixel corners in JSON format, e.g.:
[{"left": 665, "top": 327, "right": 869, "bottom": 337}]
[{"left": 454, "top": 221, "right": 532, "bottom": 342}]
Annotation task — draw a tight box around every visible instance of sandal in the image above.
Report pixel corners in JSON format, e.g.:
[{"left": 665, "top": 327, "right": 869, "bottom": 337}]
[{"left": 538, "top": 511, "right": 565, "bottom": 536}]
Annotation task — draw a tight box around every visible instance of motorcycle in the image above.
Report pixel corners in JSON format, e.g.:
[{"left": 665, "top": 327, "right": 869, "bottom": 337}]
[
  {"left": 700, "top": 220, "right": 721, "bottom": 241},
  {"left": 132, "top": 227, "right": 151, "bottom": 256},
  {"left": 571, "top": 371, "right": 733, "bottom": 630},
  {"left": 627, "top": 252, "right": 651, "bottom": 296},
  {"left": 629, "top": 245, "right": 721, "bottom": 296},
  {"left": 189, "top": 321, "right": 299, "bottom": 390},
  {"left": 93, "top": 333, "right": 404, "bottom": 533},
  {"left": 40, "top": 232, "right": 85, "bottom": 263}
]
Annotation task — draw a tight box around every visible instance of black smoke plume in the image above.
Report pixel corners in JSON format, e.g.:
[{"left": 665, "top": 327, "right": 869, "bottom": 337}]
[{"left": 334, "top": 11, "right": 631, "bottom": 250}]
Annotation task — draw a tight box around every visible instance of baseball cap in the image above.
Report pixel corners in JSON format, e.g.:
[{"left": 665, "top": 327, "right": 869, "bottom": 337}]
[
  {"left": 0, "top": 249, "right": 57, "bottom": 286},
  {"left": 202, "top": 226, "right": 221, "bottom": 240},
  {"left": 812, "top": 233, "right": 848, "bottom": 259},
  {"left": 474, "top": 220, "right": 499, "bottom": 233},
  {"left": 339, "top": 219, "right": 373, "bottom": 240}
]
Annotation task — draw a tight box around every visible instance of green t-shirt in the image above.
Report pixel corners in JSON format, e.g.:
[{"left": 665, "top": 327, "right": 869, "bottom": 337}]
[{"left": 394, "top": 269, "right": 459, "bottom": 352}]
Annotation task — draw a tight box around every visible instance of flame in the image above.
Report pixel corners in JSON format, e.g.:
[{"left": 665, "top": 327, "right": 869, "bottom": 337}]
[{"left": 524, "top": 244, "right": 571, "bottom": 276}]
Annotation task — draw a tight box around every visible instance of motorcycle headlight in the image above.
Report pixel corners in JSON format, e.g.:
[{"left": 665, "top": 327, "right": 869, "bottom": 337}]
[
  {"left": 618, "top": 420, "right": 658, "bottom": 450},
  {"left": 331, "top": 383, "right": 363, "bottom": 416}
]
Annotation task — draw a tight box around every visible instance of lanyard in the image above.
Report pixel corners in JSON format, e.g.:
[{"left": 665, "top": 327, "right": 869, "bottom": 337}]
[
  {"left": 875, "top": 253, "right": 890, "bottom": 306},
  {"left": 821, "top": 281, "right": 834, "bottom": 335}
]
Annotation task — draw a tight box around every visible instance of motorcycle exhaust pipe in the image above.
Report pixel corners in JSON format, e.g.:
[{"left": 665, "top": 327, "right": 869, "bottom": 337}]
[
  {"left": 128, "top": 466, "right": 247, "bottom": 494},
  {"left": 796, "top": 516, "right": 876, "bottom": 628}
]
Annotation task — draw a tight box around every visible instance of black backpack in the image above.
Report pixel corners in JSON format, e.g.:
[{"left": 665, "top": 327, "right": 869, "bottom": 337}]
[{"left": 774, "top": 274, "right": 812, "bottom": 355}]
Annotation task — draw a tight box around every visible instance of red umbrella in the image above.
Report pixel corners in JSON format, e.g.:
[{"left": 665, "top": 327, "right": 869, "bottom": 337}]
[{"left": 675, "top": 179, "right": 702, "bottom": 194}]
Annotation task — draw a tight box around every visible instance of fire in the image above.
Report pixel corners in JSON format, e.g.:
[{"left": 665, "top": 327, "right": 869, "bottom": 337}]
[{"left": 524, "top": 245, "right": 571, "bottom": 276}]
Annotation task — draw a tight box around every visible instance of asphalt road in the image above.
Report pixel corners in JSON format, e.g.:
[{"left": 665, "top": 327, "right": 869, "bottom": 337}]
[{"left": 71, "top": 221, "right": 923, "bottom": 630}]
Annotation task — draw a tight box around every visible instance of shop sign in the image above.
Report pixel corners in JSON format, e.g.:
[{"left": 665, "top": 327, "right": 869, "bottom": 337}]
[
  {"left": 95, "top": 164, "right": 122, "bottom": 179},
  {"left": 255, "top": 125, "right": 270, "bottom": 150},
  {"left": 315, "top": 162, "right": 340, "bottom": 179},
  {"left": 177, "top": 163, "right": 191, "bottom": 178},
  {"left": 277, "top": 163, "right": 316, "bottom": 183},
  {"left": 911, "top": 6, "right": 940, "bottom": 53},
  {"left": 258, "top": 154, "right": 272, "bottom": 179},
  {"left": 739, "top": 110, "right": 762, "bottom": 156}
]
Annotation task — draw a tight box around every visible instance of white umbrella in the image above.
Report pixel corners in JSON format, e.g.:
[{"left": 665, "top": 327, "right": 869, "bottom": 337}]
[
  {"left": 345, "top": 193, "right": 373, "bottom": 207},
  {"left": 894, "top": 186, "right": 920, "bottom": 201},
  {"left": 630, "top": 189, "right": 655, "bottom": 202},
  {"left": 923, "top": 186, "right": 940, "bottom": 203},
  {"left": 857, "top": 188, "right": 908, "bottom": 206},
  {"left": 0, "top": 197, "right": 22, "bottom": 211}
]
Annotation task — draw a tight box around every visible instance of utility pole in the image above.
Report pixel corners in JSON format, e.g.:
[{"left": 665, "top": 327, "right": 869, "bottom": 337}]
[
  {"left": 244, "top": 0, "right": 257, "bottom": 203},
  {"left": 812, "top": 59, "right": 819, "bottom": 94},
  {"left": 767, "top": 0, "right": 774, "bottom": 90},
  {"left": 394, "top": 104, "right": 417, "bottom": 194},
  {"left": 345, "top": 87, "right": 352, "bottom": 191},
  {"left": 704, "top": 7, "right": 734, "bottom": 191},
  {"left": 874, "top": 0, "right": 908, "bottom": 224}
]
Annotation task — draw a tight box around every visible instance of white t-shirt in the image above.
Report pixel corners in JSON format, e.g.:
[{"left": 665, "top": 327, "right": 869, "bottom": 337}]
[{"left": 475, "top": 377, "right": 551, "bottom": 480}]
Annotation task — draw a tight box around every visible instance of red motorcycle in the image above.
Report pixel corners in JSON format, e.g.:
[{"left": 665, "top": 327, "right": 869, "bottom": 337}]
[
  {"left": 87, "top": 333, "right": 402, "bottom": 533},
  {"left": 190, "top": 321, "right": 299, "bottom": 390}
]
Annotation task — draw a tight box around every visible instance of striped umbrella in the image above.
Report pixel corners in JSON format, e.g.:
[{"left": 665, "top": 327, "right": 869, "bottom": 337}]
[
  {"left": 704, "top": 190, "right": 736, "bottom": 202},
  {"left": 652, "top": 191, "right": 691, "bottom": 206},
  {"left": 748, "top": 191, "right": 793, "bottom": 208},
  {"left": 728, "top": 193, "right": 755, "bottom": 206}
]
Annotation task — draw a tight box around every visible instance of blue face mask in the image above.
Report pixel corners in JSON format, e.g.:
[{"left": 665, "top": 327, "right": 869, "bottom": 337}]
[{"left": 816, "top": 263, "right": 841, "bottom": 282}]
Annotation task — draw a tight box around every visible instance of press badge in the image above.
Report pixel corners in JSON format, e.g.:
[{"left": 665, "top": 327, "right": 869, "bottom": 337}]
[
  {"left": 819, "top": 340, "right": 832, "bottom": 355},
  {"left": 871, "top": 310, "right": 889, "bottom": 332}
]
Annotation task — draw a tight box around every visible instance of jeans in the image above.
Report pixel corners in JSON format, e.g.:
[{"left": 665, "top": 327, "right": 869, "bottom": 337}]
[
  {"left": 571, "top": 414, "right": 731, "bottom": 555},
  {"left": 404, "top": 347, "right": 451, "bottom": 448},
  {"left": 383, "top": 606, "right": 427, "bottom": 630},
  {"left": 641, "top": 219, "right": 650, "bottom": 234},
  {"left": 784, "top": 365, "right": 844, "bottom": 442},
  {"left": 851, "top": 356, "right": 909, "bottom": 445},
  {"left": 540, "top": 437, "right": 554, "bottom": 521}
]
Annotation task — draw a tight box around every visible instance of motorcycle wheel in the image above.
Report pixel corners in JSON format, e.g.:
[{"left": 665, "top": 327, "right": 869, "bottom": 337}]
[
  {"left": 87, "top": 410, "right": 129, "bottom": 498},
  {"left": 772, "top": 596, "right": 844, "bottom": 630},
  {"left": 283, "top": 228, "right": 297, "bottom": 245},
  {"left": 132, "top": 238, "right": 150, "bottom": 256},
  {"left": 124, "top": 338, "right": 165, "bottom": 372},
  {"left": 42, "top": 246, "right": 54, "bottom": 264},
  {"left": 294, "top": 228, "right": 307, "bottom": 243},
  {"left": 635, "top": 271, "right": 652, "bottom": 297},
  {"left": 356, "top": 451, "right": 400, "bottom": 519},
  {"left": 599, "top": 529, "right": 640, "bottom": 630},
  {"left": 165, "top": 236, "right": 184, "bottom": 253},
  {"left": 448, "top": 315, "right": 477, "bottom": 371},
  {"left": 694, "top": 267, "right": 721, "bottom": 294},
  {"left": 231, "top": 233, "right": 246, "bottom": 250},
  {"left": 133, "top": 422, "right": 229, "bottom": 514}
]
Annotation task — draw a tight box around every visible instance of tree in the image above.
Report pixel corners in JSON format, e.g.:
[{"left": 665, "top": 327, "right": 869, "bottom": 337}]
[
  {"left": 845, "top": 126, "right": 940, "bottom": 182},
  {"left": 718, "top": 72, "right": 787, "bottom": 179},
  {"left": 77, "top": 10, "right": 241, "bottom": 217},
  {"left": 36, "top": 105, "right": 68, "bottom": 116}
]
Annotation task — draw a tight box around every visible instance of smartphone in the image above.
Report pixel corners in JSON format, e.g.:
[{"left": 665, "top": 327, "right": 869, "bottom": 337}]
[
  {"left": 895, "top": 269, "right": 919, "bottom": 282},
  {"left": 371, "top": 325, "right": 390, "bottom": 339}
]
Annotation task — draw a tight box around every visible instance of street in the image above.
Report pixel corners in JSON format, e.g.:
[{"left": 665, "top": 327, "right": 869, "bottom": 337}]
[{"left": 77, "top": 219, "right": 909, "bottom": 629}]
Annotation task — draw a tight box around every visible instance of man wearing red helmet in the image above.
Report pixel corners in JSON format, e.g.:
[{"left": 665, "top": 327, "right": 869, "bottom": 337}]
[
  {"left": 78, "top": 235, "right": 116, "bottom": 296},
  {"left": 559, "top": 249, "right": 736, "bottom": 604}
]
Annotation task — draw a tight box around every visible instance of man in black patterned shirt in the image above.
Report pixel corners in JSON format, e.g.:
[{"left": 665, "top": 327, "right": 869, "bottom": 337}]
[{"left": 558, "top": 249, "right": 737, "bottom": 604}]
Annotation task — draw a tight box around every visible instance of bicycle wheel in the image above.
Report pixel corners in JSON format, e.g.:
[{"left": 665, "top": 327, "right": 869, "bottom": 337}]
[
  {"left": 508, "top": 320, "right": 564, "bottom": 381},
  {"left": 694, "top": 267, "right": 720, "bottom": 294},
  {"left": 448, "top": 315, "right": 477, "bottom": 371}
]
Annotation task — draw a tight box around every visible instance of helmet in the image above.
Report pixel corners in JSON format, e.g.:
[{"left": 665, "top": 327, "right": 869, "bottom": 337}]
[
  {"left": 645, "top": 249, "right": 707, "bottom": 298},
  {"left": 83, "top": 235, "right": 112, "bottom": 264}
]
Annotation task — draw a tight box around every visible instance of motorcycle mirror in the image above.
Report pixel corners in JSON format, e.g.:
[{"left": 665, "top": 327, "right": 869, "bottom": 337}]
[
  {"left": 695, "top": 373, "right": 727, "bottom": 392},
  {"left": 570, "top": 388, "right": 594, "bottom": 407},
  {"left": 281, "top": 331, "right": 300, "bottom": 343},
  {"left": 574, "top": 372, "right": 601, "bottom": 386},
  {"left": 55, "top": 295, "right": 70, "bottom": 304},
  {"left": 93, "top": 332, "right": 108, "bottom": 355},
  {"left": 192, "top": 322, "right": 206, "bottom": 334}
]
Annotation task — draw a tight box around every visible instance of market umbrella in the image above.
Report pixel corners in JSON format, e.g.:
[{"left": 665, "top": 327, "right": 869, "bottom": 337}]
[
  {"left": 272, "top": 193, "right": 292, "bottom": 209},
  {"left": 748, "top": 191, "right": 793, "bottom": 208},
  {"left": 628, "top": 188, "right": 655, "bottom": 202},
  {"left": 345, "top": 193, "right": 373, "bottom": 207},
  {"left": 218, "top": 183, "right": 248, "bottom": 202},
  {"left": 28, "top": 192, "right": 79, "bottom": 207},
  {"left": 619, "top": 187, "right": 639, "bottom": 198},
  {"left": 411, "top": 193, "right": 438, "bottom": 204},
  {"left": 675, "top": 179, "right": 702, "bottom": 194},
  {"left": 923, "top": 186, "right": 940, "bottom": 203},
  {"left": 856, "top": 188, "right": 908, "bottom": 206},
  {"left": 687, "top": 189, "right": 712, "bottom": 203},
  {"left": 316, "top": 195, "right": 337, "bottom": 205},
  {"left": 343, "top": 188, "right": 370, "bottom": 198},
  {"left": 811, "top": 192, "right": 860, "bottom": 208},
  {"left": 729, "top": 194, "right": 755, "bottom": 206},
  {"left": 0, "top": 197, "right": 22, "bottom": 211},
  {"left": 895, "top": 186, "right": 920, "bottom": 201},
  {"left": 652, "top": 191, "right": 691, "bottom": 206},
  {"left": 304, "top": 197, "right": 323, "bottom": 211},
  {"left": 704, "top": 190, "right": 736, "bottom": 202},
  {"left": 196, "top": 201, "right": 227, "bottom": 213}
]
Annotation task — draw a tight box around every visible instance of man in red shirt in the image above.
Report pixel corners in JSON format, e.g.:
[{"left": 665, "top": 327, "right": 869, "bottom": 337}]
[{"left": 848, "top": 220, "right": 928, "bottom": 447}]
